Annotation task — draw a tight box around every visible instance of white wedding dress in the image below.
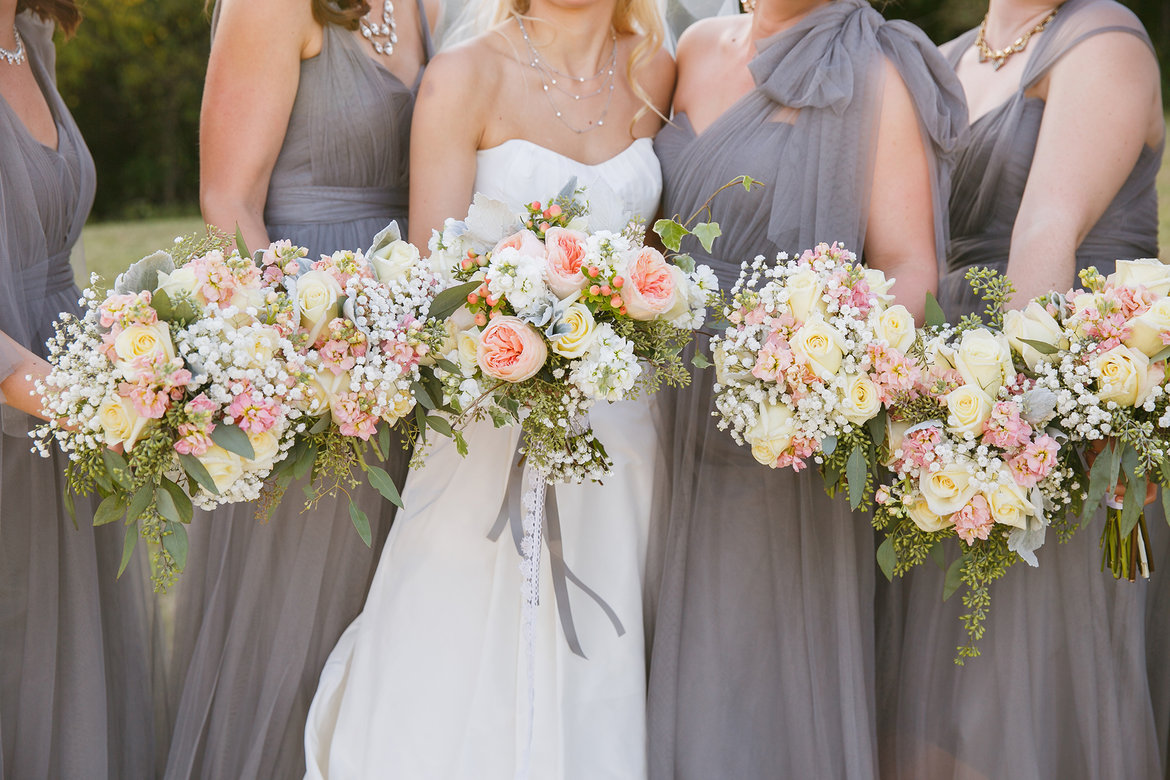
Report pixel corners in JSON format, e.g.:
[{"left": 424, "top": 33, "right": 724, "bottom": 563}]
[{"left": 304, "top": 137, "right": 663, "bottom": 779}]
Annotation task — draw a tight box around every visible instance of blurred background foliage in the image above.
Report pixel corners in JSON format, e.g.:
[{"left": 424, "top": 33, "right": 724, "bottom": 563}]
[{"left": 51, "top": 0, "right": 1168, "bottom": 223}]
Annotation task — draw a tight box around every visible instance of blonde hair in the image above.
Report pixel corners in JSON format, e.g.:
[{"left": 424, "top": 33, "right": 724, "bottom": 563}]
[{"left": 490, "top": 0, "right": 664, "bottom": 121}]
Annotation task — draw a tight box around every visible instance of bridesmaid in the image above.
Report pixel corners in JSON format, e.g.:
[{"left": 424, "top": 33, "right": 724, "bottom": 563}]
[
  {"left": 0, "top": 3, "right": 154, "bottom": 777},
  {"left": 646, "top": 0, "right": 965, "bottom": 777},
  {"left": 877, "top": 1, "right": 1165, "bottom": 778},
  {"left": 164, "top": 0, "right": 435, "bottom": 777}
]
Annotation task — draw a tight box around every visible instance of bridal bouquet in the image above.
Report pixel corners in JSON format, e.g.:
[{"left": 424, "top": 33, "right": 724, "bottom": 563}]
[
  {"left": 35, "top": 233, "right": 303, "bottom": 589},
  {"left": 1001, "top": 259, "right": 1170, "bottom": 581},
  {"left": 710, "top": 242, "right": 918, "bottom": 509},
  {"left": 422, "top": 186, "right": 718, "bottom": 483}
]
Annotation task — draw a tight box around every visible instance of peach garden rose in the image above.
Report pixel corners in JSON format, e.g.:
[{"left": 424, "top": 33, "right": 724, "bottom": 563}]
[{"left": 476, "top": 316, "right": 548, "bottom": 382}]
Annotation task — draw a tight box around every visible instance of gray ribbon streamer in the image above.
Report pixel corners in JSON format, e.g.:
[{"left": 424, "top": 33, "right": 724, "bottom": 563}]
[{"left": 487, "top": 443, "right": 626, "bottom": 658}]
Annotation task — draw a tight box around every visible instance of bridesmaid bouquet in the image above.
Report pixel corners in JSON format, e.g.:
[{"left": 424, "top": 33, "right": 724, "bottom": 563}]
[
  {"left": 710, "top": 242, "right": 917, "bottom": 509},
  {"left": 422, "top": 185, "right": 718, "bottom": 483},
  {"left": 1000, "top": 259, "right": 1170, "bottom": 581}
]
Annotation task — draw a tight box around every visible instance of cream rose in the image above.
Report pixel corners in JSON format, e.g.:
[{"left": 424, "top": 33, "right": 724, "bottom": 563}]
[
  {"left": 745, "top": 400, "right": 797, "bottom": 467},
  {"left": 954, "top": 328, "right": 1013, "bottom": 395},
  {"left": 840, "top": 373, "right": 882, "bottom": 425},
  {"left": 906, "top": 493, "right": 952, "bottom": 533},
  {"left": 241, "top": 325, "right": 279, "bottom": 369},
  {"left": 926, "top": 337, "right": 957, "bottom": 371},
  {"left": 1108, "top": 258, "right": 1170, "bottom": 296},
  {"left": 156, "top": 266, "right": 199, "bottom": 302},
  {"left": 196, "top": 444, "right": 246, "bottom": 493},
  {"left": 370, "top": 238, "right": 421, "bottom": 284},
  {"left": 97, "top": 393, "right": 153, "bottom": 451},
  {"left": 875, "top": 304, "right": 916, "bottom": 353},
  {"left": 792, "top": 316, "right": 845, "bottom": 380},
  {"left": 620, "top": 247, "right": 677, "bottom": 321},
  {"left": 383, "top": 392, "right": 415, "bottom": 424},
  {"left": 662, "top": 266, "right": 697, "bottom": 324},
  {"left": 946, "top": 385, "right": 993, "bottom": 437},
  {"left": 785, "top": 268, "right": 824, "bottom": 323},
  {"left": 1125, "top": 297, "right": 1170, "bottom": 357},
  {"left": 113, "top": 321, "right": 176, "bottom": 381},
  {"left": 884, "top": 419, "right": 912, "bottom": 464},
  {"left": 551, "top": 302, "right": 597, "bottom": 359},
  {"left": 714, "top": 342, "right": 753, "bottom": 385},
  {"left": 919, "top": 461, "right": 978, "bottom": 517},
  {"left": 477, "top": 316, "right": 547, "bottom": 382},
  {"left": 543, "top": 227, "right": 590, "bottom": 299},
  {"left": 1094, "top": 344, "right": 1154, "bottom": 407},
  {"left": 456, "top": 328, "right": 482, "bottom": 372},
  {"left": 296, "top": 270, "right": 343, "bottom": 344},
  {"left": 1003, "top": 302, "right": 1069, "bottom": 370},
  {"left": 863, "top": 268, "right": 896, "bottom": 305},
  {"left": 246, "top": 428, "right": 281, "bottom": 470},
  {"left": 984, "top": 478, "right": 1035, "bottom": 529}
]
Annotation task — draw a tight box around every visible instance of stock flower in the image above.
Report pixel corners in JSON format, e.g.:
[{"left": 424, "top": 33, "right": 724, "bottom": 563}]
[{"left": 953, "top": 495, "right": 993, "bottom": 545}]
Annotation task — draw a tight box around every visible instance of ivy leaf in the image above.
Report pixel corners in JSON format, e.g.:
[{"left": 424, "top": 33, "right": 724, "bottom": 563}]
[
  {"left": 210, "top": 423, "right": 255, "bottom": 460},
  {"left": 652, "top": 219, "right": 689, "bottom": 253},
  {"left": 234, "top": 224, "right": 251, "bottom": 259},
  {"left": 924, "top": 291, "right": 946, "bottom": 329},
  {"left": 93, "top": 493, "right": 127, "bottom": 527},
  {"left": 179, "top": 452, "right": 220, "bottom": 495},
  {"left": 672, "top": 253, "right": 696, "bottom": 274},
  {"left": 349, "top": 499, "right": 372, "bottom": 547},
  {"left": 876, "top": 537, "right": 896, "bottom": 581},
  {"left": 741, "top": 175, "right": 761, "bottom": 192},
  {"left": 163, "top": 521, "right": 189, "bottom": 571},
  {"left": 428, "top": 281, "right": 479, "bottom": 321},
  {"left": 367, "top": 464, "right": 404, "bottom": 509},
  {"left": 691, "top": 352, "right": 712, "bottom": 370},
  {"left": 1018, "top": 337, "right": 1059, "bottom": 355},
  {"left": 846, "top": 444, "right": 868, "bottom": 510},
  {"left": 942, "top": 556, "right": 964, "bottom": 601},
  {"left": 691, "top": 222, "right": 722, "bottom": 254},
  {"left": 117, "top": 522, "right": 139, "bottom": 579}
]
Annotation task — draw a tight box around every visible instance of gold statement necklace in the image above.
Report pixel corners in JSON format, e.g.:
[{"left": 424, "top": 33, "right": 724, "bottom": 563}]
[{"left": 974, "top": 6, "right": 1059, "bottom": 70}]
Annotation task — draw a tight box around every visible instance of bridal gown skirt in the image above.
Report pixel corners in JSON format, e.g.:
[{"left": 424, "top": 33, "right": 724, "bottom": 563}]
[{"left": 305, "top": 399, "right": 661, "bottom": 779}]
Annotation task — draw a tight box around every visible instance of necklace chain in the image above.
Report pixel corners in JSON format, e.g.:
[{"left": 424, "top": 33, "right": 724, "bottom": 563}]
[
  {"left": 516, "top": 16, "right": 617, "bottom": 135},
  {"left": 974, "top": 6, "right": 1058, "bottom": 71},
  {"left": 360, "top": 0, "right": 398, "bottom": 57},
  {"left": 1, "top": 26, "right": 25, "bottom": 66}
]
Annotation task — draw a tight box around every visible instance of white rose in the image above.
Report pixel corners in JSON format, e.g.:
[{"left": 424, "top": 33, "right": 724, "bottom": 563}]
[
  {"left": 791, "top": 316, "right": 845, "bottom": 380},
  {"left": 196, "top": 444, "right": 246, "bottom": 493},
  {"left": 745, "top": 400, "right": 797, "bottom": 467},
  {"left": 294, "top": 375, "right": 331, "bottom": 415},
  {"left": 863, "top": 268, "right": 896, "bottom": 304},
  {"left": 1125, "top": 297, "right": 1170, "bottom": 358},
  {"left": 246, "top": 428, "right": 281, "bottom": 471},
  {"left": 370, "top": 239, "right": 421, "bottom": 284},
  {"left": 875, "top": 304, "right": 916, "bottom": 353},
  {"left": 456, "top": 328, "right": 482, "bottom": 371},
  {"left": 840, "top": 373, "right": 882, "bottom": 425},
  {"left": 1003, "top": 302, "right": 1069, "bottom": 370},
  {"left": 97, "top": 394, "right": 153, "bottom": 451},
  {"left": 984, "top": 478, "right": 1034, "bottom": 530},
  {"left": 296, "top": 270, "right": 343, "bottom": 344},
  {"left": 926, "top": 337, "right": 957, "bottom": 371},
  {"left": 714, "top": 342, "right": 754, "bottom": 385},
  {"left": 906, "top": 492, "right": 952, "bottom": 533},
  {"left": 240, "top": 325, "right": 280, "bottom": 369},
  {"left": 1094, "top": 344, "right": 1154, "bottom": 407},
  {"left": 785, "top": 268, "right": 824, "bottom": 323},
  {"left": 113, "top": 321, "right": 176, "bottom": 381},
  {"left": 156, "top": 266, "right": 199, "bottom": 302},
  {"left": 954, "top": 328, "right": 1013, "bottom": 395},
  {"left": 1108, "top": 258, "right": 1170, "bottom": 296},
  {"left": 551, "top": 302, "right": 598, "bottom": 359},
  {"left": 945, "top": 385, "right": 993, "bottom": 437},
  {"left": 919, "top": 460, "right": 978, "bottom": 517},
  {"left": 383, "top": 392, "right": 414, "bottom": 423}
]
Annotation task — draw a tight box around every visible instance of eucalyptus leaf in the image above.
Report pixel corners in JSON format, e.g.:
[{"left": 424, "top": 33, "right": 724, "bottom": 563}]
[
  {"left": 349, "top": 499, "right": 372, "bottom": 547},
  {"left": 160, "top": 476, "right": 194, "bottom": 523},
  {"left": 942, "top": 556, "right": 964, "bottom": 601},
  {"left": 436, "top": 358, "right": 460, "bottom": 374},
  {"left": 102, "top": 448, "right": 134, "bottom": 490},
  {"left": 178, "top": 452, "right": 220, "bottom": 495},
  {"left": 155, "top": 485, "right": 182, "bottom": 525},
  {"left": 928, "top": 541, "right": 945, "bottom": 570},
  {"left": 377, "top": 421, "right": 392, "bottom": 461},
  {"left": 821, "top": 435, "right": 838, "bottom": 457},
  {"left": 1018, "top": 337, "right": 1059, "bottom": 355},
  {"left": 117, "top": 522, "right": 139, "bottom": 579},
  {"left": 309, "top": 413, "right": 332, "bottom": 435},
  {"left": 429, "top": 281, "right": 480, "bottom": 321},
  {"left": 1120, "top": 478, "right": 1144, "bottom": 538},
  {"left": 876, "top": 537, "right": 896, "bottom": 581},
  {"left": 866, "top": 408, "right": 888, "bottom": 446},
  {"left": 210, "top": 423, "right": 256, "bottom": 460},
  {"left": 414, "top": 405, "right": 428, "bottom": 445},
  {"left": 366, "top": 464, "right": 404, "bottom": 509},
  {"left": 846, "top": 445, "right": 868, "bottom": 510},
  {"left": 1150, "top": 344, "right": 1170, "bottom": 364},
  {"left": 652, "top": 219, "right": 689, "bottom": 253},
  {"left": 151, "top": 288, "right": 174, "bottom": 322},
  {"left": 412, "top": 380, "right": 437, "bottom": 411},
  {"left": 426, "top": 415, "right": 454, "bottom": 438},
  {"left": 1162, "top": 485, "right": 1170, "bottom": 527},
  {"left": 235, "top": 224, "right": 251, "bottom": 259},
  {"left": 93, "top": 493, "right": 126, "bottom": 527},
  {"left": 162, "top": 521, "right": 189, "bottom": 571},
  {"left": 1082, "top": 443, "right": 1118, "bottom": 523},
  {"left": 293, "top": 442, "right": 319, "bottom": 481},
  {"left": 691, "top": 222, "right": 722, "bottom": 254},
  {"left": 125, "top": 485, "right": 153, "bottom": 525},
  {"left": 924, "top": 291, "right": 946, "bottom": 329}
]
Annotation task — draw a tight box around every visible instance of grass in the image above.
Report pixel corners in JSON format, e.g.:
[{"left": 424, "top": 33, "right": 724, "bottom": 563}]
[
  {"left": 1160, "top": 122, "right": 1170, "bottom": 258},
  {"left": 78, "top": 215, "right": 205, "bottom": 285}
]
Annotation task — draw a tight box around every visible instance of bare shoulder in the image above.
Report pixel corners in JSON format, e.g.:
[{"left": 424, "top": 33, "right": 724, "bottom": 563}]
[
  {"left": 217, "top": 0, "right": 316, "bottom": 38},
  {"left": 675, "top": 15, "right": 739, "bottom": 66},
  {"left": 416, "top": 32, "right": 505, "bottom": 110},
  {"left": 421, "top": 0, "right": 441, "bottom": 35},
  {"left": 630, "top": 40, "right": 676, "bottom": 115}
]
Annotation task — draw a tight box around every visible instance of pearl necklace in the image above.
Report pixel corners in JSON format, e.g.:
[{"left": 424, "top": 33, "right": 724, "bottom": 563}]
[
  {"left": 360, "top": 0, "right": 398, "bottom": 56},
  {"left": 517, "top": 16, "right": 617, "bottom": 135},
  {"left": 974, "top": 6, "right": 1058, "bottom": 71},
  {"left": 1, "top": 26, "right": 25, "bottom": 66}
]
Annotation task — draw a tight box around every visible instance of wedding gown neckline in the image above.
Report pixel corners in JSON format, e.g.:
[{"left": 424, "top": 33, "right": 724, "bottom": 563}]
[{"left": 477, "top": 136, "right": 655, "bottom": 169}]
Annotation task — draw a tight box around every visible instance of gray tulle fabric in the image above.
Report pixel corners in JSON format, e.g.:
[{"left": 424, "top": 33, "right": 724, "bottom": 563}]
[
  {"left": 0, "top": 12, "right": 155, "bottom": 779},
  {"left": 646, "top": 3, "right": 966, "bottom": 777},
  {"left": 163, "top": 11, "right": 432, "bottom": 779},
  {"left": 876, "top": 2, "right": 1167, "bottom": 778}
]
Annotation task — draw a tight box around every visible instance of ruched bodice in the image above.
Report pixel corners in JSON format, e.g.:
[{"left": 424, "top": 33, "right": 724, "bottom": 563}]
[
  {"left": 264, "top": 12, "right": 433, "bottom": 257},
  {"left": 939, "top": 0, "right": 1163, "bottom": 316}
]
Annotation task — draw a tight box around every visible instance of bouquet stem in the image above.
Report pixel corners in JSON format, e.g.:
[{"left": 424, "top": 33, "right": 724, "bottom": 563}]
[{"left": 1100, "top": 508, "right": 1153, "bottom": 581}]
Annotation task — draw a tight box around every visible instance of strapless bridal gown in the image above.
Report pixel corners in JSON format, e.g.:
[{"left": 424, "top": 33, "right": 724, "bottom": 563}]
[{"left": 304, "top": 137, "right": 663, "bottom": 779}]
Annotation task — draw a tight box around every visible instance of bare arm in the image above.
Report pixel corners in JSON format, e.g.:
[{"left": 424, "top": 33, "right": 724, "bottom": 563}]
[
  {"left": 864, "top": 60, "right": 938, "bottom": 323},
  {"left": 0, "top": 333, "right": 53, "bottom": 421},
  {"left": 199, "top": 0, "right": 316, "bottom": 251},
  {"left": 1005, "top": 31, "right": 1161, "bottom": 306}
]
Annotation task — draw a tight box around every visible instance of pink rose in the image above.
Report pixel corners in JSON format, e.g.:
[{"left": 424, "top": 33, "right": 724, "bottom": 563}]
[
  {"left": 543, "top": 227, "right": 589, "bottom": 299},
  {"left": 493, "top": 230, "right": 546, "bottom": 260},
  {"left": 620, "top": 247, "right": 676, "bottom": 321},
  {"left": 476, "top": 316, "right": 547, "bottom": 382}
]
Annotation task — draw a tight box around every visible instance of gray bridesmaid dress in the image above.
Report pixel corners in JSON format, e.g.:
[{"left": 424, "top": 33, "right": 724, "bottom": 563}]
[
  {"left": 164, "top": 11, "right": 433, "bottom": 779},
  {"left": 877, "top": 2, "right": 1166, "bottom": 778},
  {"left": 646, "top": 3, "right": 966, "bottom": 777},
  {"left": 0, "top": 12, "right": 154, "bottom": 779}
]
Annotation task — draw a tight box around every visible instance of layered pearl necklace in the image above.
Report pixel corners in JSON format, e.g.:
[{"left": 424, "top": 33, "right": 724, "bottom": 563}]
[
  {"left": 360, "top": 0, "right": 398, "bottom": 56},
  {"left": 517, "top": 16, "right": 618, "bottom": 135},
  {"left": 1, "top": 25, "right": 25, "bottom": 66}
]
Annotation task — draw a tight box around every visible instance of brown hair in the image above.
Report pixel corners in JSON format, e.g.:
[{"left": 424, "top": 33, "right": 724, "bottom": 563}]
[
  {"left": 16, "top": 0, "right": 81, "bottom": 37},
  {"left": 311, "top": 0, "right": 372, "bottom": 30}
]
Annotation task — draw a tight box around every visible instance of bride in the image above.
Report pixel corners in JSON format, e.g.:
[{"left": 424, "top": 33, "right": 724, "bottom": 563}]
[{"left": 303, "top": 0, "right": 674, "bottom": 776}]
